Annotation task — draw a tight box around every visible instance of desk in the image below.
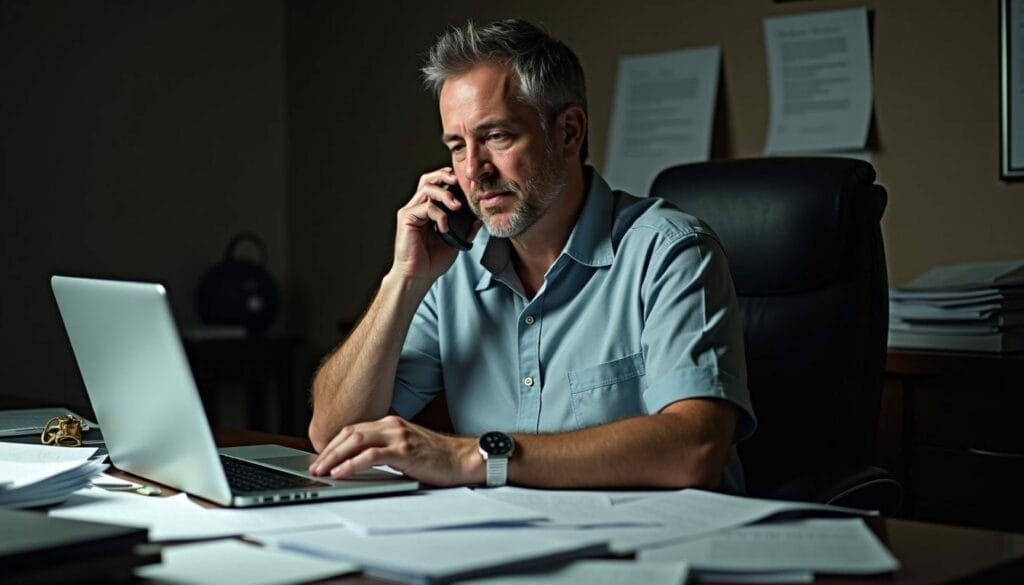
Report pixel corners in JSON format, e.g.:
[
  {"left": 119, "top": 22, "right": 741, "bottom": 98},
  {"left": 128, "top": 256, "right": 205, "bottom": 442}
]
[
  {"left": 208, "top": 431, "right": 1024, "bottom": 585},
  {"left": 881, "top": 349, "right": 1024, "bottom": 532}
]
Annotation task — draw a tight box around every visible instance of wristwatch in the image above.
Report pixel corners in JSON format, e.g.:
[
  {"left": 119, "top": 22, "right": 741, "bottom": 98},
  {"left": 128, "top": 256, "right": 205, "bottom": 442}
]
[{"left": 477, "top": 431, "right": 515, "bottom": 486}]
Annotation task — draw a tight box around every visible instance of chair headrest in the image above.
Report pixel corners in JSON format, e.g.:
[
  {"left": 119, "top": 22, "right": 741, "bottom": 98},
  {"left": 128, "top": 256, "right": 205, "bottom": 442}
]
[{"left": 650, "top": 157, "right": 886, "bottom": 294}]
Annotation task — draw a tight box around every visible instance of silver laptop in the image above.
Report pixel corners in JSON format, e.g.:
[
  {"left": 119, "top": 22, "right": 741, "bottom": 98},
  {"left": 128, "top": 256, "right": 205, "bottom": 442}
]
[{"left": 51, "top": 275, "right": 418, "bottom": 507}]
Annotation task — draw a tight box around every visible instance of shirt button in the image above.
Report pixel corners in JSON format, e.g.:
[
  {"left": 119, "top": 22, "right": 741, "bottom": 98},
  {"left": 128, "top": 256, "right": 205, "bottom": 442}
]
[
  {"left": 523, "top": 376, "right": 534, "bottom": 387},
  {"left": 524, "top": 315, "right": 535, "bottom": 325}
]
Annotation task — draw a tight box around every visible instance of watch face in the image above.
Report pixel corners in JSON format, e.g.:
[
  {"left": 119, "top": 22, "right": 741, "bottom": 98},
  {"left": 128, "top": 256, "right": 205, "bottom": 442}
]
[{"left": 479, "top": 431, "right": 514, "bottom": 457}]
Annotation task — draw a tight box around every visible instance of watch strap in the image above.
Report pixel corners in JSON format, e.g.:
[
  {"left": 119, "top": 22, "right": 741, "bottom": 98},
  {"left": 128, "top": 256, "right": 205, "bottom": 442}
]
[{"left": 484, "top": 455, "right": 509, "bottom": 486}]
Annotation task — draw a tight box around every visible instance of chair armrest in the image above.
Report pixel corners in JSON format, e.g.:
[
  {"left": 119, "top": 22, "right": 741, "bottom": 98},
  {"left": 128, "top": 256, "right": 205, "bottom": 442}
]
[{"left": 771, "top": 465, "right": 903, "bottom": 516}]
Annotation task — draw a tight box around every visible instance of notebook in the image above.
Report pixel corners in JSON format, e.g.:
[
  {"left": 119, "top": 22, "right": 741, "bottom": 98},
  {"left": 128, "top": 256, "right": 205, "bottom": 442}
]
[{"left": 50, "top": 275, "right": 418, "bottom": 507}]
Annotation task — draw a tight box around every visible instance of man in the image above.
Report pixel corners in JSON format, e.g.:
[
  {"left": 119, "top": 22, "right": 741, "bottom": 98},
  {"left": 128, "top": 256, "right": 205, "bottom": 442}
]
[{"left": 308, "top": 19, "right": 755, "bottom": 492}]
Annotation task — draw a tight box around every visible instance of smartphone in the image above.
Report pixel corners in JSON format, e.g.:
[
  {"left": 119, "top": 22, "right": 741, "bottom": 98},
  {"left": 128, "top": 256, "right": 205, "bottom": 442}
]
[{"left": 434, "top": 182, "right": 475, "bottom": 251}]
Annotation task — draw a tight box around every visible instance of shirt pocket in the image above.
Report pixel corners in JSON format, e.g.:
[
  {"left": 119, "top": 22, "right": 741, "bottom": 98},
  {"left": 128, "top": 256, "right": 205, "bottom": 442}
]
[{"left": 567, "top": 352, "right": 646, "bottom": 430}]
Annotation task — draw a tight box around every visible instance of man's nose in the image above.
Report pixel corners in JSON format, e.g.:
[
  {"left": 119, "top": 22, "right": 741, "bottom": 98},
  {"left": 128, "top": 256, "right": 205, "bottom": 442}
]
[{"left": 464, "top": 143, "right": 494, "bottom": 185}]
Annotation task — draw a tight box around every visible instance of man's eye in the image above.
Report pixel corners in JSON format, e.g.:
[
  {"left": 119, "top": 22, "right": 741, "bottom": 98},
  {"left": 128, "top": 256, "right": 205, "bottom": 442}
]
[{"left": 488, "top": 133, "right": 510, "bottom": 142}]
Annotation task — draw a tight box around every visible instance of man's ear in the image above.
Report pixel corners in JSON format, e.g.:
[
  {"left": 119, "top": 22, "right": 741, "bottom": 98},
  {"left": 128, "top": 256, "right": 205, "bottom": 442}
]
[{"left": 556, "top": 105, "right": 587, "bottom": 160}]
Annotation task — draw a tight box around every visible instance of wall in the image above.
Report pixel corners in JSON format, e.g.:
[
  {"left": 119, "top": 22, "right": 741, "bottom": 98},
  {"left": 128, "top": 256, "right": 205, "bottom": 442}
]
[
  {"left": 0, "top": 0, "right": 288, "bottom": 410},
  {"left": 3, "top": 1, "right": 1020, "bottom": 411},
  {"left": 287, "top": 0, "right": 1024, "bottom": 356}
]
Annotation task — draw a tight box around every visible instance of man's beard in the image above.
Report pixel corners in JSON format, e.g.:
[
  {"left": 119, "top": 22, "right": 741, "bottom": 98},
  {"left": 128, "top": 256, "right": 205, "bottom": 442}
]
[{"left": 470, "top": 147, "right": 566, "bottom": 239}]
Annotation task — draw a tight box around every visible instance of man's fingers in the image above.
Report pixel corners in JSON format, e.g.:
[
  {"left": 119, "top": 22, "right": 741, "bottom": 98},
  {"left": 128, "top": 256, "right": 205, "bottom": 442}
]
[
  {"left": 310, "top": 428, "right": 382, "bottom": 475},
  {"left": 329, "top": 446, "right": 394, "bottom": 479}
]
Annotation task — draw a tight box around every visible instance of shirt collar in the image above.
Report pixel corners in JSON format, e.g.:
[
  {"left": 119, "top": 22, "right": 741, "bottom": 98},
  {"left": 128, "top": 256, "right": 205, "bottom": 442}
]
[{"left": 474, "top": 166, "right": 615, "bottom": 292}]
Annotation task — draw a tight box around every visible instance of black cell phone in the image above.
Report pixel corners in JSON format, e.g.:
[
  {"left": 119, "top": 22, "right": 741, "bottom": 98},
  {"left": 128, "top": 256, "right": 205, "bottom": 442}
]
[{"left": 434, "top": 182, "right": 475, "bottom": 251}]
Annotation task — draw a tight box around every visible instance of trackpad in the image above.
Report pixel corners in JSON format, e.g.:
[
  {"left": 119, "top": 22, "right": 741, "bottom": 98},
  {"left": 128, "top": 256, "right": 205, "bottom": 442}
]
[{"left": 261, "top": 454, "right": 317, "bottom": 473}]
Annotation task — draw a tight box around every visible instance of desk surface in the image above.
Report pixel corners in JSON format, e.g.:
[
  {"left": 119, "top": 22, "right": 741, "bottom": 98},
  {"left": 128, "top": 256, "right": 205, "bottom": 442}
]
[
  {"left": 120, "top": 430, "right": 1024, "bottom": 584},
  {"left": 211, "top": 430, "right": 1024, "bottom": 585}
]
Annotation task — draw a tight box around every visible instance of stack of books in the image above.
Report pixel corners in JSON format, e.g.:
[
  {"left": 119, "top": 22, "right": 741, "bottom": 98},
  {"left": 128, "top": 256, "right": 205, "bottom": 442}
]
[
  {"left": 0, "top": 509, "right": 156, "bottom": 584},
  {"left": 888, "top": 260, "right": 1024, "bottom": 353}
]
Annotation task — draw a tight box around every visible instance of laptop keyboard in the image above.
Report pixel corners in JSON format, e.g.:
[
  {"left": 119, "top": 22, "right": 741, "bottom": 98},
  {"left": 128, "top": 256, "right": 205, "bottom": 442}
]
[{"left": 220, "top": 455, "right": 331, "bottom": 493}]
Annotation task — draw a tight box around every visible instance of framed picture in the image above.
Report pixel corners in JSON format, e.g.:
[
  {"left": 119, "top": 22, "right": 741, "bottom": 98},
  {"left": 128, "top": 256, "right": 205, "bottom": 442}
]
[{"left": 1001, "top": 0, "right": 1024, "bottom": 179}]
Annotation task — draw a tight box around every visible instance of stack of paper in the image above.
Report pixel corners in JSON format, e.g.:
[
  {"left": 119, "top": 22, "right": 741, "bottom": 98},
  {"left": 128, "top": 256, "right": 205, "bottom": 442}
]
[
  {"left": 0, "top": 442, "right": 106, "bottom": 508},
  {"left": 889, "top": 259, "right": 1024, "bottom": 353}
]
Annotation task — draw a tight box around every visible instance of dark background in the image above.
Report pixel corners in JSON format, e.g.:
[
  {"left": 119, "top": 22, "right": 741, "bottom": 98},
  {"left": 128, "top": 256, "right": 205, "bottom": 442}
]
[{"left": 2, "top": 0, "right": 1021, "bottom": 433}]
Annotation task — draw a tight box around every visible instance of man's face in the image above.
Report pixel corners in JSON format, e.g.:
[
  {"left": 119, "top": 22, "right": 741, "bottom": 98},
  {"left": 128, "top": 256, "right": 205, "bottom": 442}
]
[{"left": 439, "top": 63, "right": 566, "bottom": 238}]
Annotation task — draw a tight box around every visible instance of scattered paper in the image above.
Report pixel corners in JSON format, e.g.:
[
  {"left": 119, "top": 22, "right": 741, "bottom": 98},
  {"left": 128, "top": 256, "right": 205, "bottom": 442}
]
[
  {"left": 639, "top": 519, "right": 898, "bottom": 575},
  {"left": 691, "top": 570, "right": 813, "bottom": 583},
  {"left": 258, "top": 525, "right": 608, "bottom": 585},
  {"left": 136, "top": 539, "right": 357, "bottom": 585},
  {"left": 317, "top": 487, "right": 545, "bottom": 535},
  {"left": 457, "top": 559, "right": 689, "bottom": 585},
  {"left": 474, "top": 487, "right": 654, "bottom": 527},
  {"left": 604, "top": 46, "right": 721, "bottom": 196},
  {"left": 763, "top": 8, "right": 872, "bottom": 154},
  {"left": 50, "top": 487, "right": 341, "bottom": 541},
  {"left": 512, "top": 488, "right": 875, "bottom": 553}
]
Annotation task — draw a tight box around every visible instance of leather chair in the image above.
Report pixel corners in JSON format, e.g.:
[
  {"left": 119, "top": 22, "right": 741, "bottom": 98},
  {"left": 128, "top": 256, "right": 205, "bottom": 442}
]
[{"left": 650, "top": 157, "right": 902, "bottom": 514}]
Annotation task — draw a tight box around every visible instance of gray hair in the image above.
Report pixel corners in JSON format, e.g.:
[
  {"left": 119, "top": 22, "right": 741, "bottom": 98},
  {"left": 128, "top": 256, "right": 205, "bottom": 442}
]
[{"left": 421, "top": 19, "right": 589, "bottom": 161}]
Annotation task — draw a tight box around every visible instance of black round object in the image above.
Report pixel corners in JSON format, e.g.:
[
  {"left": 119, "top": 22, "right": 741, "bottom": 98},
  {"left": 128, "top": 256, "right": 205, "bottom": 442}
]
[{"left": 196, "top": 232, "right": 280, "bottom": 334}]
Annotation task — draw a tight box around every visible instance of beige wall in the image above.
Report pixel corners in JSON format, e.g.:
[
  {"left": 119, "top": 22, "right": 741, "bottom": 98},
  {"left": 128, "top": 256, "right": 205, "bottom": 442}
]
[
  {"left": 289, "top": 0, "right": 1024, "bottom": 354},
  {"left": 4, "top": 1, "right": 1019, "bottom": 409},
  {"left": 0, "top": 1, "right": 287, "bottom": 409}
]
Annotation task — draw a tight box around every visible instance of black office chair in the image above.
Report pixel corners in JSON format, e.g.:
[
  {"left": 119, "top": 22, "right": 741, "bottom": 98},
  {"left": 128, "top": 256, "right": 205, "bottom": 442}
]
[{"left": 650, "top": 157, "right": 902, "bottom": 515}]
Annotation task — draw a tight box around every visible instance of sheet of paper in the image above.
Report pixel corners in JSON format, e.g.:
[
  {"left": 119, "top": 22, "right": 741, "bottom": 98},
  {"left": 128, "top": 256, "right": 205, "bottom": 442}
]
[
  {"left": 457, "top": 559, "right": 688, "bottom": 585},
  {"left": 763, "top": 8, "right": 872, "bottom": 154},
  {"left": 258, "top": 525, "right": 608, "bottom": 585},
  {"left": 639, "top": 519, "right": 899, "bottom": 574},
  {"left": 501, "top": 488, "right": 874, "bottom": 554},
  {"left": 691, "top": 570, "right": 813, "bottom": 583},
  {"left": 317, "top": 487, "right": 545, "bottom": 535},
  {"left": 473, "top": 487, "right": 655, "bottom": 527},
  {"left": 135, "top": 539, "right": 358, "bottom": 585},
  {"left": 0, "top": 459, "right": 94, "bottom": 489},
  {"left": 0, "top": 441, "right": 97, "bottom": 463},
  {"left": 50, "top": 487, "right": 342, "bottom": 541},
  {"left": 604, "top": 46, "right": 721, "bottom": 196}
]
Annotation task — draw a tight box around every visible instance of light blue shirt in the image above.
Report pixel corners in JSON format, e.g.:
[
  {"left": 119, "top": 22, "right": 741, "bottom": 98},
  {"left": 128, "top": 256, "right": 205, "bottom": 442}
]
[{"left": 392, "top": 168, "right": 756, "bottom": 492}]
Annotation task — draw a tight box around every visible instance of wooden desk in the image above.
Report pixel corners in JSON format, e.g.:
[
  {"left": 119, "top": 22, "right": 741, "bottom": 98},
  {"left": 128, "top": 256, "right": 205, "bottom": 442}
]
[
  {"left": 201, "top": 431, "right": 1024, "bottom": 585},
  {"left": 881, "top": 349, "right": 1024, "bottom": 532}
]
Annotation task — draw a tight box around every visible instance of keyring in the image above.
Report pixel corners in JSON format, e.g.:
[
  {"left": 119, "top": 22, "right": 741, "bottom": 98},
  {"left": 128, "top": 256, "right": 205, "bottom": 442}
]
[{"left": 40, "top": 415, "right": 84, "bottom": 447}]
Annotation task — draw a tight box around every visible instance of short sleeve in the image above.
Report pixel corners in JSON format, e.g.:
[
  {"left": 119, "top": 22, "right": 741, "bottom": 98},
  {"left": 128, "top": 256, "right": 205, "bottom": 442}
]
[
  {"left": 391, "top": 285, "right": 445, "bottom": 419},
  {"left": 640, "top": 232, "right": 757, "bottom": 443}
]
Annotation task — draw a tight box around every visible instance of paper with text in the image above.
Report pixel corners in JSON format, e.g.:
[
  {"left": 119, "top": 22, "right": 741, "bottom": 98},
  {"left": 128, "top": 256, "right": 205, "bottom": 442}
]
[
  {"left": 763, "top": 8, "right": 872, "bottom": 154},
  {"left": 604, "top": 46, "right": 720, "bottom": 196}
]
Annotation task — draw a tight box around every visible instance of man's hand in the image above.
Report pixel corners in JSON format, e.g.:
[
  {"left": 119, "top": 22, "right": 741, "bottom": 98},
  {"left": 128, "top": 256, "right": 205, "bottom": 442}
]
[
  {"left": 393, "top": 167, "right": 481, "bottom": 283},
  {"left": 308, "top": 415, "right": 482, "bottom": 487}
]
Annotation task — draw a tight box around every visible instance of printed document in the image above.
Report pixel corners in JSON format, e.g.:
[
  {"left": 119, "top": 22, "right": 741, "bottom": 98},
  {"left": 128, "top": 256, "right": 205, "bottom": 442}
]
[
  {"left": 604, "top": 46, "right": 721, "bottom": 196},
  {"left": 763, "top": 8, "right": 872, "bottom": 154}
]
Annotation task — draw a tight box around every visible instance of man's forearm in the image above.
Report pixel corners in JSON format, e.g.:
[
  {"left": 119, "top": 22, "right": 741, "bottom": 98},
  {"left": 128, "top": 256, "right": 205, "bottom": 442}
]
[
  {"left": 506, "top": 399, "right": 736, "bottom": 489},
  {"left": 308, "top": 272, "right": 431, "bottom": 451}
]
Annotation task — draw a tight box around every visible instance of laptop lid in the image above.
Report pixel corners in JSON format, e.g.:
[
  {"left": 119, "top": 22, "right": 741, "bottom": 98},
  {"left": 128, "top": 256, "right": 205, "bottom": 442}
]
[{"left": 51, "top": 275, "right": 417, "bottom": 507}]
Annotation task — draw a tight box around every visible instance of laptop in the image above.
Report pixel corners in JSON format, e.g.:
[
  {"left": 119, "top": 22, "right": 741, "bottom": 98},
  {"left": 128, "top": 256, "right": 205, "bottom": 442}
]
[{"left": 51, "top": 275, "right": 418, "bottom": 507}]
